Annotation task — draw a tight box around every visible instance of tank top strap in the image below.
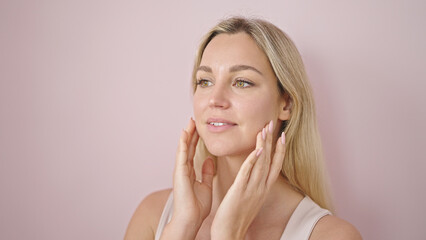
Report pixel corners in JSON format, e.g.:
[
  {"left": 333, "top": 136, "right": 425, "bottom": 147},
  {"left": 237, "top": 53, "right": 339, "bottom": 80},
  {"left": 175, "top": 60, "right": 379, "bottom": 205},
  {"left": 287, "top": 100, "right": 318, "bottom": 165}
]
[
  {"left": 154, "top": 192, "right": 174, "bottom": 240},
  {"left": 280, "top": 196, "right": 331, "bottom": 240}
]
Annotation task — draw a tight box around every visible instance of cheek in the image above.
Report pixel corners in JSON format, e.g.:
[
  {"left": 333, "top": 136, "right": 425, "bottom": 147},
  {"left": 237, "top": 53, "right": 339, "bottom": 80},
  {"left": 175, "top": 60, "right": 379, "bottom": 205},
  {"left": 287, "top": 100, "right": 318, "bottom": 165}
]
[
  {"left": 192, "top": 93, "right": 208, "bottom": 135},
  {"left": 193, "top": 94, "right": 205, "bottom": 119},
  {"left": 237, "top": 96, "right": 277, "bottom": 128}
]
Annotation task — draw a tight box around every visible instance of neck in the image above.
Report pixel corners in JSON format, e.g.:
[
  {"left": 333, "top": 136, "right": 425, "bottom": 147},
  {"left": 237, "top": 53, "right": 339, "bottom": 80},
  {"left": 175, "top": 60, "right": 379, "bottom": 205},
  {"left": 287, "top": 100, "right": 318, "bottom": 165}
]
[
  {"left": 211, "top": 153, "right": 304, "bottom": 215},
  {"left": 213, "top": 154, "right": 246, "bottom": 202}
]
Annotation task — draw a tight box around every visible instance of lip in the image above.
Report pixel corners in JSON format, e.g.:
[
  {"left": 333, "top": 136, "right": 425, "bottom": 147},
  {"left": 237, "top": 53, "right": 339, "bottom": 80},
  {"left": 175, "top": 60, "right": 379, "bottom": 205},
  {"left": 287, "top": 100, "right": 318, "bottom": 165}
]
[{"left": 206, "top": 117, "right": 237, "bottom": 133}]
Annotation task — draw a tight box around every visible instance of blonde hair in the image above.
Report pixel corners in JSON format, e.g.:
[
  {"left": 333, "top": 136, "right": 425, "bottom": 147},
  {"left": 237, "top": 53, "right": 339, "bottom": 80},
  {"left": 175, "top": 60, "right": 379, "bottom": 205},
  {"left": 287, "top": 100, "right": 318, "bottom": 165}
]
[{"left": 192, "top": 17, "right": 333, "bottom": 211}]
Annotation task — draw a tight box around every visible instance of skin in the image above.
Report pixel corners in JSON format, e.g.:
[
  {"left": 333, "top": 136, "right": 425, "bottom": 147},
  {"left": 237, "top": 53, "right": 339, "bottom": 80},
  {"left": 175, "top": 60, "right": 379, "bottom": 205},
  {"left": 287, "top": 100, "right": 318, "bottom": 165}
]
[
  {"left": 124, "top": 32, "right": 362, "bottom": 240},
  {"left": 193, "top": 32, "right": 288, "bottom": 158}
]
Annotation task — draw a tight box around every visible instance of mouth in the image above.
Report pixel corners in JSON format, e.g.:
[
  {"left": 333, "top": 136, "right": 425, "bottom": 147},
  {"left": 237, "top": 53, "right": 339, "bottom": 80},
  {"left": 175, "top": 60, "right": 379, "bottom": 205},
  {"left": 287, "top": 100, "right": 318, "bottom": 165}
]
[{"left": 206, "top": 118, "right": 237, "bottom": 132}]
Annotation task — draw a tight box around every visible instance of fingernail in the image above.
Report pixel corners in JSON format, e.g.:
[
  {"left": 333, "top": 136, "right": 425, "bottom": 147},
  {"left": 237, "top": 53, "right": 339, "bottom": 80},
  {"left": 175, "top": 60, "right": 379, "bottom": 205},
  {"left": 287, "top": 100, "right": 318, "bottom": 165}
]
[
  {"left": 262, "top": 128, "right": 266, "bottom": 140},
  {"left": 268, "top": 120, "right": 274, "bottom": 133},
  {"left": 281, "top": 132, "right": 286, "bottom": 144},
  {"left": 256, "top": 147, "right": 263, "bottom": 157}
]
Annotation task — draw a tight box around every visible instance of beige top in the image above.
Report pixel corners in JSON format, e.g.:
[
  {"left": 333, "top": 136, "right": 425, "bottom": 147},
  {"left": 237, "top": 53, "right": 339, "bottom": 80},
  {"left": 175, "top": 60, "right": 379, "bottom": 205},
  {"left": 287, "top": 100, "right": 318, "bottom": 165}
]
[{"left": 154, "top": 192, "right": 331, "bottom": 240}]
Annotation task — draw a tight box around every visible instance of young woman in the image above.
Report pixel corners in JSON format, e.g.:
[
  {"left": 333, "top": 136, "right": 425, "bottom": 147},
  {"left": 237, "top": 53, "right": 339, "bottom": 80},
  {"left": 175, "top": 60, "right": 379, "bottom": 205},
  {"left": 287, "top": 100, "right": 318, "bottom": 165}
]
[{"left": 125, "top": 17, "right": 362, "bottom": 240}]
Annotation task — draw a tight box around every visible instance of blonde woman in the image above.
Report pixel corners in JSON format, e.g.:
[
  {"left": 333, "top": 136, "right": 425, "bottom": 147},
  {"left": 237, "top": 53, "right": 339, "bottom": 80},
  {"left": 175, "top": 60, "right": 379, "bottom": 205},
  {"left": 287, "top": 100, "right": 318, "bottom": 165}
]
[{"left": 125, "top": 17, "right": 362, "bottom": 240}]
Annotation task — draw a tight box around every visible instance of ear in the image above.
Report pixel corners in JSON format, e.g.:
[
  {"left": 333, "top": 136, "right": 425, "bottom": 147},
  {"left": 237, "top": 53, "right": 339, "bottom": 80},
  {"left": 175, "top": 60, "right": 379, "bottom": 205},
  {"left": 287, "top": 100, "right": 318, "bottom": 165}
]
[{"left": 278, "top": 93, "right": 292, "bottom": 121}]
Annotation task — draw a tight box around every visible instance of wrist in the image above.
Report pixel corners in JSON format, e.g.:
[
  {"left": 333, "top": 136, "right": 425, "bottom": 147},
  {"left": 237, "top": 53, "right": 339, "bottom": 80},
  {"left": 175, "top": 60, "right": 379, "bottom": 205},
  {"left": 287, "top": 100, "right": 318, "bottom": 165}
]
[
  {"left": 211, "top": 233, "right": 244, "bottom": 240},
  {"left": 211, "top": 227, "right": 245, "bottom": 240},
  {"left": 160, "top": 219, "right": 202, "bottom": 240}
]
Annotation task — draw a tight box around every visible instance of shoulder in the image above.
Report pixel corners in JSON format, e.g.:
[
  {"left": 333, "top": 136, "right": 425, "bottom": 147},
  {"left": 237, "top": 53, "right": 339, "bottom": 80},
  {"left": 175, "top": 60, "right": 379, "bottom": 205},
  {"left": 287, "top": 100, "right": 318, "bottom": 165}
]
[
  {"left": 310, "top": 215, "right": 362, "bottom": 240},
  {"left": 124, "top": 188, "right": 172, "bottom": 240}
]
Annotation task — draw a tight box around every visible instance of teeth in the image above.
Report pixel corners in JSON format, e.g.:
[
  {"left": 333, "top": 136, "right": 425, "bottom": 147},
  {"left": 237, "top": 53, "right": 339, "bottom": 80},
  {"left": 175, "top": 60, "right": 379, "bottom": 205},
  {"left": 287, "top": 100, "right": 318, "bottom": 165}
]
[{"left": 210, "top": 122, "right": 228, "bottom": 126}]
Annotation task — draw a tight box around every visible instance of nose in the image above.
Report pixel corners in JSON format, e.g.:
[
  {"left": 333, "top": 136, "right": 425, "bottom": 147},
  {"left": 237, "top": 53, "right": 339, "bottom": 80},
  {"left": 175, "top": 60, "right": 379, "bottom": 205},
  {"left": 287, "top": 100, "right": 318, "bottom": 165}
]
[{"left": 208, "top": 83, "right": 231, "bottom": 109}]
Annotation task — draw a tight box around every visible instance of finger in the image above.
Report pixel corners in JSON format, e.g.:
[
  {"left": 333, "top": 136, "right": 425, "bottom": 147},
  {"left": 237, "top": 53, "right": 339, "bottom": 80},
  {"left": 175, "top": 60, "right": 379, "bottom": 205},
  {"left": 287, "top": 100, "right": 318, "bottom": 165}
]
[
  {"left": 248, "top": 128, "right": 267, "bottom": 184},
  {"left": 234, "top": 148, "right": 260, "bottom": 190},
  {"left": 250, "top": 120, "right": 275, "bottom": 186},
  {"left": 234, "top": 131, "right": 263, "bottom": 188},
  {"left": 185, "top": 118, "right": 196, "bottom": 146},
  {"left": 201, "top": 157, "right": 215, "bottom": 189},
  {"left": 265, "top": 120, "right": 274, "bottom": 166},
  {"left": 173, "top": 130, "right": 197, "bottom": 207},
  {"left": 187, "top": 129, "right": 199, "bottom": 167},
  {"left": 173, "top": 130, "right": 194, "bottom": 201},
  {"left": 187, "top": 130, "right": 199, "bottom": 181},
  {"left": 175, "top": 129, "right": 189, "bottom": 174},
  {"left": 261, "top": 120, "right": 274, "bottom": 182},
  {"left": 186, "top": 119, "right": 199, "bottom": 181},
  {"left": 258, "top": 126, "right": 266, "bottom": 150},
  {"left": 266, "top": 131, "right": 286, "bottom": 188}
]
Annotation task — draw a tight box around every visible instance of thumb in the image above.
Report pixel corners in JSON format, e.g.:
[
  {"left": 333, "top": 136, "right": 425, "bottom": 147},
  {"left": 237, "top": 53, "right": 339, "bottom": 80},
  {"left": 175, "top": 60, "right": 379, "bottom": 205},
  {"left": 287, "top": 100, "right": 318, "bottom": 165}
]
[{"left": 201, "top": 157, "right": 215, "bottom": 188}]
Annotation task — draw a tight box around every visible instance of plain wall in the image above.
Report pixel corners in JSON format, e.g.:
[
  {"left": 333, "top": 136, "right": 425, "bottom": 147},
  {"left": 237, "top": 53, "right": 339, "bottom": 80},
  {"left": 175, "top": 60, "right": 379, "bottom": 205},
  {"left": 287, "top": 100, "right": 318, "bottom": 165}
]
[{"left": 1, "top": 0, "right": 425, "bottom": 239}]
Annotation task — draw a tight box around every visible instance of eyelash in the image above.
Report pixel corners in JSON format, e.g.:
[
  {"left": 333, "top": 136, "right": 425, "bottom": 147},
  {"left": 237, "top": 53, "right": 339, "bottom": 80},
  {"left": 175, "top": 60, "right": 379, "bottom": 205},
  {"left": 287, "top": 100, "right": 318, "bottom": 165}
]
[
  {"left": 196, "top": 79, "right": 254, "bottom": 88},
  {"left": 233, "top": 79, "right": 254, "bottom": 88},
  {"left": 196, "top": 79, "right": 212, "bottom": 87}
]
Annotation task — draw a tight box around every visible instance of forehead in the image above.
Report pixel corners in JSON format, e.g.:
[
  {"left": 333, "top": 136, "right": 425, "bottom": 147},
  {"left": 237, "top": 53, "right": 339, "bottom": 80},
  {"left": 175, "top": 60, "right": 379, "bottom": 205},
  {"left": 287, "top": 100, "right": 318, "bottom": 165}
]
[{"left": 200, "top": 32, "right": 271, "bottom": 71}]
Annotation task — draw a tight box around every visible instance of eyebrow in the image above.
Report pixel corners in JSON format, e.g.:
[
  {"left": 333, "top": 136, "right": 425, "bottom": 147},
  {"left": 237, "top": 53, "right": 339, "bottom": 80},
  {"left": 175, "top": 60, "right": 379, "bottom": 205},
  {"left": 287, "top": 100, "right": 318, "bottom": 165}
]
[{"left": 197, "top": 64, "right": 263, "bottom": 76}]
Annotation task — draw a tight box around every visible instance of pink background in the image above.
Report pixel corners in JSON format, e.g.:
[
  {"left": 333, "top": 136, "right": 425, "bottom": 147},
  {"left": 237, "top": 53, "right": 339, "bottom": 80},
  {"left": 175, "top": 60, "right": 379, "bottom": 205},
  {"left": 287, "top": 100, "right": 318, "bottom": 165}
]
[{"left": 1, "top": 1, "right": 425, "bottom": 239}]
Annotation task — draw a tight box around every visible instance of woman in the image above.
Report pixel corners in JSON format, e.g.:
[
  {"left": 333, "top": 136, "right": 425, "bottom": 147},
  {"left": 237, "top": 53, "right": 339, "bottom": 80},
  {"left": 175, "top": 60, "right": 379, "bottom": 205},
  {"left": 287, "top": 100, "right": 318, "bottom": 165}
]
[{"left": 125, "top": 17, "right": 362, "bottom": 240}]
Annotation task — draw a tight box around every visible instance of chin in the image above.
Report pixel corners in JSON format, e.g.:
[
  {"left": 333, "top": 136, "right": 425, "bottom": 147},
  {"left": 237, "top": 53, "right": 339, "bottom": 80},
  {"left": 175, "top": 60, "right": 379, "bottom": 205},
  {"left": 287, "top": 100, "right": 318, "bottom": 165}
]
[
  {"left": 203, "top": 138, "right": 253, "bottom": 157},
  {"left": 202, "top": 139, "right": 228, "bottom": 156}
]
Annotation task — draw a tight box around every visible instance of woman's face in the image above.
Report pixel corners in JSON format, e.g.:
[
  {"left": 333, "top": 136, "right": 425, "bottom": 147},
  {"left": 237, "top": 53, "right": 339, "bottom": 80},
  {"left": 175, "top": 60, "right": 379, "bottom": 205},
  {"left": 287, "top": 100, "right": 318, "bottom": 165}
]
[{"left": 193, "top": 32, "right": 289, "bottom": 157}]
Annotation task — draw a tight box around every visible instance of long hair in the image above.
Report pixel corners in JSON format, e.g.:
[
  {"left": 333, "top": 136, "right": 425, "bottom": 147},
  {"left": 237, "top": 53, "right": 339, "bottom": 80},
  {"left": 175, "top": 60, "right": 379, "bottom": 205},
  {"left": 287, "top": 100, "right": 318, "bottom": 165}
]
[{"left": 192, "top": 17, "right": 333, "bottom": 211}]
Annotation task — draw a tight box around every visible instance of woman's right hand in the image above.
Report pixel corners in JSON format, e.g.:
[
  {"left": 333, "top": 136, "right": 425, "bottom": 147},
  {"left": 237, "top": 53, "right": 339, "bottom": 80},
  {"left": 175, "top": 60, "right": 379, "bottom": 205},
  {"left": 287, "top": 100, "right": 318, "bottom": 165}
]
[{"left": 160, "top": 118, "right": 215, "bottom": 240}]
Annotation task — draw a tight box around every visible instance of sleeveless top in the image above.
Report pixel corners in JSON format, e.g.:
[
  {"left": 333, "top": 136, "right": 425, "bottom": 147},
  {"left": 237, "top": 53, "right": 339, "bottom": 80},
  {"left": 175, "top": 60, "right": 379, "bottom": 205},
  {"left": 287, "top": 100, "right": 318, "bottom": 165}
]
[{"left": 154, "top": 193, "right": 331, "bottom": 240}]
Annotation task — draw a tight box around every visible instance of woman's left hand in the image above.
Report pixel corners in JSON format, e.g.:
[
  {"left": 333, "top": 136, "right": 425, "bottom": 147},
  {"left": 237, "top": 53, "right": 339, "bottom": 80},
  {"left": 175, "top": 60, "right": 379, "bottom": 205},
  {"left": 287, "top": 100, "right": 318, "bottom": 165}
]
[{"left": 210, "top": 120, "right": 286, "bottom": 240}]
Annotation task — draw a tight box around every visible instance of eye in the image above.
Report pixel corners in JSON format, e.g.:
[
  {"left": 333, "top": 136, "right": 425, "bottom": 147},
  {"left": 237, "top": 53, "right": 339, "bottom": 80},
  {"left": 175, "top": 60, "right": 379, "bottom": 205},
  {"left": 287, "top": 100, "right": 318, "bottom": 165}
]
[
  {"left": 196, "top": 79, "right": 213, "bottom": 88},
  {"left": 233, "top": 79, "right": 253, "bottom": 88}
]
